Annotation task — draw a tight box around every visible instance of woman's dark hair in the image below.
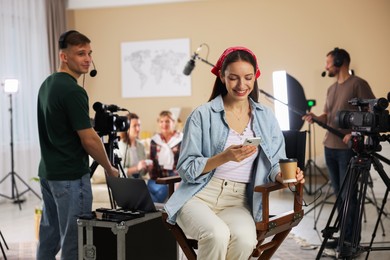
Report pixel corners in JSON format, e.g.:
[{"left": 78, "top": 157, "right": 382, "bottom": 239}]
[
  {"left": 120, "top": 112, "right": 139, "bottom": 144},
  {"left": 208, "top": 50, "right": 259, "bottom": 102}
]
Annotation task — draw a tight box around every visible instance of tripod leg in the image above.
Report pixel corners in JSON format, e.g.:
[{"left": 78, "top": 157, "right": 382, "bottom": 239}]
[
  {"left": 90, "top": 160, "right": 116, "bottom": 209},
  {"left": 316, "top": 156, "right": 367, "bottom": 259},
  {"left": 339, "top": 155, "right": 380, "bottom": 259},
  {"left": 315, "top": 199, "right": 342, "bottom": 259},
  {"left": 105, "top": 175, "right": 115, "bottom": 209},
  {"left": 0, "top": 242, "right": 6, "bottom": 260},
  {"left": 116, "top": 160, "right": 127, "bottom": 178},
  {"left": 11, "top": 173, "right": 23, "bottom": 210},
  {"left": 337, "top": 166, "right": 359, "bottom": 257},
  {"left": 362, "top": 155, "right": 390, "bottom": 257},
  {"left": 315, "top": 182, "right": 345, "bottom": 259},
  {"left": 107, "top": 155, "right": 128, "bottom": 209},
  {"left": 0, "top": 230, "right": 8, "bottom": 250},
  {"left": 0, "top": 170, "right": 41, "bottom": 210},
  {"left": 89, "top": 160, "right": 99, "bottom": 178},
  {"left": 365, "top": 188, "right": 389, "bottom": 260},
  {"left": 366, "top": 175, "right": 386, "bottom": 236},
  {"left": 13, "top": 172, "right": 41, "bottom": 200},
  {"left": 0, "top": 230, "right": 8, "bottom": 260}
]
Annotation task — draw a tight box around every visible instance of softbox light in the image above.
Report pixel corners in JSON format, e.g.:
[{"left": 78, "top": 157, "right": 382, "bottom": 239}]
[{"left": 272, "top": 71, "right": 308, "bottom": 131}]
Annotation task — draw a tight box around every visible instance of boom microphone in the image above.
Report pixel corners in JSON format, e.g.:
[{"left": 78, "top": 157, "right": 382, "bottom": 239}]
[
  {"left": 183, "top": 45, "right": 203, "bottom": 76},
  {"left": 321, "top": 71, "right": 327, "bottom": 77},
  {"left": 183, "top": 59, "right": 195, "bottom": 76},
  {"left": 93, "top": 102, "right": 127, "bottom": 112},
  {"left": 90, "top": 60, "right": 97, "bottom": 77}
]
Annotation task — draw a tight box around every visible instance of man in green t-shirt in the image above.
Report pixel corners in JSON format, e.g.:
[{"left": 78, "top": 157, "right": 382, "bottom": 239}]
[{"left": 36, "top": 30, "right": 118, "bottom": 260}]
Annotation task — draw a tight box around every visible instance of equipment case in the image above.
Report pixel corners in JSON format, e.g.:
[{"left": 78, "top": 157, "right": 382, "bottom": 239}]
[{"left": 77, "top": 211, "right": 177, "bottom": 260}]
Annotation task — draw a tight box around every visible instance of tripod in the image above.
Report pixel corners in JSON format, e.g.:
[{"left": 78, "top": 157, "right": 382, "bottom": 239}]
[
  {"left": 316, "top": 135, "right": 390, "bottom": 259},
  {"left": 0, "top": 94, "right": 41, "bottom": 210},
  {"left": 90, "top": 132, "right": 126, "bottom": 209}
]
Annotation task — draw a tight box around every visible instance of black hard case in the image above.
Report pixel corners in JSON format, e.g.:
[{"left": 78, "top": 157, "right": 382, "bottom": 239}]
[{"left": 77, "top": 212, "right": 177, "bottom": 260}]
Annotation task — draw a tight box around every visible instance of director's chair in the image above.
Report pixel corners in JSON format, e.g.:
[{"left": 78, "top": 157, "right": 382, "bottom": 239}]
[{"left": 157, "top": 130, "right": 306, "bottom": 259}]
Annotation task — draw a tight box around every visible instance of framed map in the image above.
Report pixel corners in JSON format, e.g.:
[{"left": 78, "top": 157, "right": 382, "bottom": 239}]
[{"left": 121, "top": 38, "right": 191, "bottom": 98}]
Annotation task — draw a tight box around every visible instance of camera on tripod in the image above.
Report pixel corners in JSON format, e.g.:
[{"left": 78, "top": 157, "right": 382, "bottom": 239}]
[
  {"left": 317, "top": 96, "right": 390, "bottom": 259},
  {"left": 336, "top": 97, "right": 390, "bottom": 133},
  {"left": 92, "top": 101, "right": 130, "bottom": 136}
]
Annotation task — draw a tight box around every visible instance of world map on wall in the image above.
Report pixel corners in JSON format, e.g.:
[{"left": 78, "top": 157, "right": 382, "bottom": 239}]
[
  {"left": 121, "top": 38, "right": 191, "bottom": 98},
  {"left": 123, "top": 49, "right": 187, "bottom": 89}
]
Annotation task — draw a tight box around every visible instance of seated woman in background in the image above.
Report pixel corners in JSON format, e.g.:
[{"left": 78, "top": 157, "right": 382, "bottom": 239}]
[
  {"left": 118, "top": 113, "right": 152, "bottom": 179},
  {"left": 149, "top": 110, "right": 183, "bottom": 203}
]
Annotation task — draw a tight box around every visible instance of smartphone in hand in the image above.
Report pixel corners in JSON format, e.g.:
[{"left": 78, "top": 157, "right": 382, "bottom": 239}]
[{"left": 242, "top": 137, "right": 261, "bottom": 146}]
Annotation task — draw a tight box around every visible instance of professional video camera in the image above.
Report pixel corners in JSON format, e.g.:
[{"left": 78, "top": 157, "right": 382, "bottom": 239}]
[
  {"left": 336, "top": 97, "right": 390, "bottom": 133},
  {"left": 90, "top": 102, "right": 129, "bottom": 199},
  {"left": 92, "top": 101, "right": 130, "bottom": 136}
]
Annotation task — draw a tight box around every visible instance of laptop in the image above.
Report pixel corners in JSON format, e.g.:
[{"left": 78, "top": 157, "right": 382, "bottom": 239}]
[{"left": 106, "top": 175, "right": 159, "bottom": 213}]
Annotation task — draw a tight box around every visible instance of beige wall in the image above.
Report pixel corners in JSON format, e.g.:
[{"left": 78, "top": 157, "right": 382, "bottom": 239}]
[{"left": 67, "top": 0, "right": 390, "bottom": 156}]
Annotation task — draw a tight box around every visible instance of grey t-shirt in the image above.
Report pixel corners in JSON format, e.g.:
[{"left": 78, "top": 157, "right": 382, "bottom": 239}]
[{"left": 323, "top": 75, "right": 375, "bottom": 149}]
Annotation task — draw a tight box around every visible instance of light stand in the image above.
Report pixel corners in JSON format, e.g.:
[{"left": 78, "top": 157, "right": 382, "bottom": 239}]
[
  {"left": 0, "top": 79, "right": 41, "bottom": 210},
  {"left": 303, "top": 109, "right": 329, "bottom": 195}
]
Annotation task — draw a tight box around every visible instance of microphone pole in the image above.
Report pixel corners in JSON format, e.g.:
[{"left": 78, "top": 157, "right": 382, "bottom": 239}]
[
  {"left": 196, "top": 56, "right": 215, "bottom": 68},
  {"left": 259, "top": 89, "right": 306, "bottom": 118},
  {"left": 259, "top": 89, "right": 345, "bottom": 139}
]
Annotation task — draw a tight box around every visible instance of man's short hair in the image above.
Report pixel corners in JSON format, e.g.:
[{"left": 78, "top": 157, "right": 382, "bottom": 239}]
[
  {"left": 327, "top": 47, "right": 351, "bottom": 67},
  {"left": 58, "top": 30, "right": 90, "bottom": 49}
]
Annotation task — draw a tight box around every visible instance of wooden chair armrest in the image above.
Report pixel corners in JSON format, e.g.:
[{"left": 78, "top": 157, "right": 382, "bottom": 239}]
[
  {"left": 254, "top": 182, "right": 286, "bottom": 193},
  {"left": 156, "top": 176, "right": 182, "bottom": 198},
  {"left": 254, "top": 182, "right": 303, "bottom": 224},
  {"left": 156, "top": 175, "right": 182, "bottom": 185}
]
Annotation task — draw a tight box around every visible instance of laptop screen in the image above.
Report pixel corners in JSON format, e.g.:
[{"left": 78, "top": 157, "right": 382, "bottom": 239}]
[{"left": 106, "top": 176, "right": 157, "bottom": 213}]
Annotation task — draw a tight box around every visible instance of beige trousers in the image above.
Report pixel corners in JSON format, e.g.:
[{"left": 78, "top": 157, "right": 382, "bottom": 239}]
[{"left": 176, "top": 177, "right": 257, "bottom": 260}]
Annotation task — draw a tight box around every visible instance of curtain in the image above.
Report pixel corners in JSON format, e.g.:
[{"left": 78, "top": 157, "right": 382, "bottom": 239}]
[
  {"left": 45, "top": 0, "right": 67, "bottom": 73},
  {"left": 0, "top": 0, "right": 50, "bottom": 201}
]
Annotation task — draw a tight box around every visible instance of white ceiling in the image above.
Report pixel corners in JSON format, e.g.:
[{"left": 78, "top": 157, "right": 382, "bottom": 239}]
[{"left": 67, "top": 0, "right": 194, "bottom": 10}]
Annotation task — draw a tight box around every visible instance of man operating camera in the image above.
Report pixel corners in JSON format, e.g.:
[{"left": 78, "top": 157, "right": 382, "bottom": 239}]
[
  {"left": 36, "top": 30, "right": 118, "bottom": 260},
  {"left": 302, "top": 47, "right": 375, "bottom": 250}
]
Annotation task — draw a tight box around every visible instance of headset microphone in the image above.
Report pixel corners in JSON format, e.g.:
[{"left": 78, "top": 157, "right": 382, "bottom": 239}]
[
  {"left": 321, "top": 71, "right": 327, "bottom": 77},
  {"left": 90, "top": 60, "right": 97, "bottom": 77}
]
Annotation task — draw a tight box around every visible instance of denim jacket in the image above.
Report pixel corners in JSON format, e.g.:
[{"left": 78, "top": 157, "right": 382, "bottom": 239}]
[{"left": 164, "top": 95, "right": 286, "bottom": 224}]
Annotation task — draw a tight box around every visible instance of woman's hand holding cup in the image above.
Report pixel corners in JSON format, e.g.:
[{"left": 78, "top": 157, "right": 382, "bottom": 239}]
[{"left": 279, "top": 158, "right": 305, "bottom": 185}]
